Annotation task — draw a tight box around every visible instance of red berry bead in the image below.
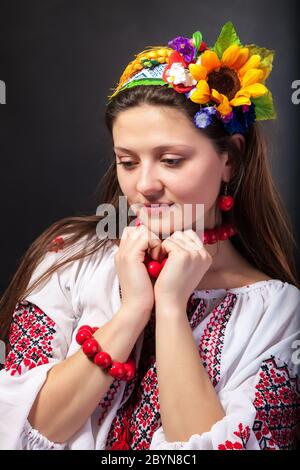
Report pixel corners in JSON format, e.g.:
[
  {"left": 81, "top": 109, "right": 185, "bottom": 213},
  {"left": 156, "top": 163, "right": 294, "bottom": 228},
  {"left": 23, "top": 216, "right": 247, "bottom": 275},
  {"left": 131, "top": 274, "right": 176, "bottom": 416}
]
[
  {"left": 82, "top": 338, "right": 99, "bottom": 357},
  {"left": 94, "top": 351, "right": 112, "bottom": 368},
  {"left": 203, "top": 230, "right": 210, "bottom": 244},
  {"left": 218, "top": 195, "right": 234, "bottom": 211},
  {"left": 204, "top": 229, "right": 212, "bottom": 244},
  {"left": 160, "top": 257, "right": 167, "bottom": 269},
  {"left": 91, "top": 327, "right": 99, "bottom": 333},
  {"left": 146, "top": 260, "right": 162, "bottom": 278},
  {"left": 123, "top": 358, "right": 136, "bottom": 381},
  {"left": 208, "top": 229, "right": 218, "bottom": 244},
  {"left": 77, "top": 326, "right": 93, "bottom": 338},
  {"left": 225, "top": 222, "right": 236, "bottom": 237},
  {"left": 217, "top": 225, "right": 230, "bottom": 241},
  {"left": 78, "top": 325, "right": 93, "bottom": 333},
  {"left": 76, "top": 329, "right": 92, "bottom": 345},
  {"left": 108, "top": 361, "right": 126, "bottom": 380}
]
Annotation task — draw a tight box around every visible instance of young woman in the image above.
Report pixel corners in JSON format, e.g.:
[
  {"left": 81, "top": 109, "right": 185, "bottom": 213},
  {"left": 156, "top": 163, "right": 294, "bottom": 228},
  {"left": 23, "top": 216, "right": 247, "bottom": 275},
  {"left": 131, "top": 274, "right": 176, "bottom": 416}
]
[{"left": 0, "top": 22, "right": 299, "bottom": 450}]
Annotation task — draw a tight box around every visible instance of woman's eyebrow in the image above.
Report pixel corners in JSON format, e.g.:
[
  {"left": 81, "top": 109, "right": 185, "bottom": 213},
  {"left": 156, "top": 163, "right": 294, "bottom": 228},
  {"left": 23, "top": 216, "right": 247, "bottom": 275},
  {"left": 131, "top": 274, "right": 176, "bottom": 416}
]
[{"left": 114, "top": 144, "right": 194, "bottom": 154}]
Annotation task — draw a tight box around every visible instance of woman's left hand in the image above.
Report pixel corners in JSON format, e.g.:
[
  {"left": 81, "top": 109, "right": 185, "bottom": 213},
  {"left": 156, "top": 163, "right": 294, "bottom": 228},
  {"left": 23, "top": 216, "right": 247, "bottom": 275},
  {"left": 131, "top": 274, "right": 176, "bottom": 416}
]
[{"left": 154, "top": 230, "right": 212, "bottom": 312}]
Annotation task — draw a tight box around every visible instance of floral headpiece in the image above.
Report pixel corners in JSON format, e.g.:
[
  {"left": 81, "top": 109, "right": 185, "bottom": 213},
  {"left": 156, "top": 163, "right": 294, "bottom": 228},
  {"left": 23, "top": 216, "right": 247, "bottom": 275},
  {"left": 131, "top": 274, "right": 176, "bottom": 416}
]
[{"left": 107, "top": 22, "right": 276, "bottom": 135}]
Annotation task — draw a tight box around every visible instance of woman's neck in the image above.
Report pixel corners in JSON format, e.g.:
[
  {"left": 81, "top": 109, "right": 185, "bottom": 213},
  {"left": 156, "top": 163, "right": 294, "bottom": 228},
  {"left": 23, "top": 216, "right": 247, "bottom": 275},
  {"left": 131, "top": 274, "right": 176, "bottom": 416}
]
[{"left": 203, "top": 238, "right": 242, "bottom": 273}]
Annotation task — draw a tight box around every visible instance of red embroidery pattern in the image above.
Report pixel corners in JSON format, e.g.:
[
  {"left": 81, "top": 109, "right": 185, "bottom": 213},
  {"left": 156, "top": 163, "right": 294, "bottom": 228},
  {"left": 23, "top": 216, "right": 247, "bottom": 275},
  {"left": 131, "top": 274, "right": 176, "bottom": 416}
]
[
  {"left": 3, "top": 302, "right": 56, "bottom": 376},
  {"left": 102, "top": 288, "right": 236, "bottom": 450},
  {"left": 252, "top": 356, "right": 300, "bottom": 450},
  {"left": 98, "top": 380, "right": 123, "bottom": 427},
  {"left": 187, "top": 295, "right": 207, "bottom": 330},
  {"left": 48, "top": 236, "right": 65, "bottom": 252},
  {"left": 105, "top": 308, "right": 160, "bottom": 450},
  {"left": 97, "top": 290, "right": 205, "bottom": 430},
  {"left": 199, "top": 293, "right": 236, "bottom": 386},
  {"left": 218, "top": 423, "right": 250, "bottom": 450}
]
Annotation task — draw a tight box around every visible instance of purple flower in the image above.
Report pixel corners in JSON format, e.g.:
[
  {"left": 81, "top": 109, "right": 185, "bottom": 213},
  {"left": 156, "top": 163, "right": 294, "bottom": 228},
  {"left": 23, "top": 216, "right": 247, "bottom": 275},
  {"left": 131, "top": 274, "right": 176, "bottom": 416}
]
[
  {"left": 216, "top": 111, "right": 234, "bottom": 123},
  {"left": 194, "top": 108, "right": 216, "bottom": 129},
  {"left": 168, "top": 36, "right": 196, "bottom": 63},
  {"left": 205, "top": 106, "right": 217, "bottom": 116}
]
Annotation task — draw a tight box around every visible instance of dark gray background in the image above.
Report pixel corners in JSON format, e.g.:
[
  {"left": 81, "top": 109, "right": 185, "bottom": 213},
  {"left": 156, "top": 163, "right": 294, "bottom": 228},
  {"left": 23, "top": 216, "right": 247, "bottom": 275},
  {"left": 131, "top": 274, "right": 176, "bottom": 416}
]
[{"left": 0, "top": 0, "right": 299, "bottom": 293}]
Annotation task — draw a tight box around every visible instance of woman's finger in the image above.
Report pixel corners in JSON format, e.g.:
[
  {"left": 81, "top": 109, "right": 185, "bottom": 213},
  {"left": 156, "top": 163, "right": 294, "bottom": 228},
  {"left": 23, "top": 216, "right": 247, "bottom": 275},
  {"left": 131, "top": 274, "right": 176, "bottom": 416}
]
[
  {"left": 182, "top": 229, "right": 204, "bottom": 249},
  {"left": 134, "top": 224, "right": 163, "bottom": 261},
  {"left": 160, "top": 237, "right": 185, "bottom": 256},
  {"left": 169, "top": 231, "right": 200, "bottom": 252}
]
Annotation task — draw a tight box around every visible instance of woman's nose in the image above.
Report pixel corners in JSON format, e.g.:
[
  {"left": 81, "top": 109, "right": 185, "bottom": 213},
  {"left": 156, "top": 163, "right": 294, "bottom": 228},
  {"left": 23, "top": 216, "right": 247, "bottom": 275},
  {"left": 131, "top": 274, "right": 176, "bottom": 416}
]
[{"left": 135, "top": 167, "right": 163, "bottom": 194}]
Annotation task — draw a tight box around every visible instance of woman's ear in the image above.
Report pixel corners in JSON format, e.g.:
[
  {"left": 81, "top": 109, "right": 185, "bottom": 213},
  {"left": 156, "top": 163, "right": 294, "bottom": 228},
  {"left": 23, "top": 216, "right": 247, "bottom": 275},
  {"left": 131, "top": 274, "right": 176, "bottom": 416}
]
[
  {"left": 222, "top": 133, "right": 245, "bottom": 182},
  {"left": 229, "top": 133, "right": 245, "bottom": 154}
]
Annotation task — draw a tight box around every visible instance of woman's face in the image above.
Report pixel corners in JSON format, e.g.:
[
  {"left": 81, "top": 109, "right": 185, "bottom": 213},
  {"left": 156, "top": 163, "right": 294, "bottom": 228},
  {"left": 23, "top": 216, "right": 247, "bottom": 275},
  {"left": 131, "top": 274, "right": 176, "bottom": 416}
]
[{"left": 112, "top": 103, "right": 233, "bottom": 238}]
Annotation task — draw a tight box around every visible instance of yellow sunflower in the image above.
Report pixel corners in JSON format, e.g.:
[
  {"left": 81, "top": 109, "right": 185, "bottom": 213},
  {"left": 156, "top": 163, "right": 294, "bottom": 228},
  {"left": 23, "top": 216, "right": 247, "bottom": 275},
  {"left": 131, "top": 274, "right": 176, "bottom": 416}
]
[{"left": 188, "top": 44, "right": 269, "bottom": 116}]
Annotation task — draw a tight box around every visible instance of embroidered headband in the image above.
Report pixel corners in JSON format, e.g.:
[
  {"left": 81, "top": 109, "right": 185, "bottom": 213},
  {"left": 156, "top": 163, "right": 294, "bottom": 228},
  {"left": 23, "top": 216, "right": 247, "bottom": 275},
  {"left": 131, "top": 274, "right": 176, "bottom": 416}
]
[{"left": 107, "top": 21, "right": 276, "bottom": 135}]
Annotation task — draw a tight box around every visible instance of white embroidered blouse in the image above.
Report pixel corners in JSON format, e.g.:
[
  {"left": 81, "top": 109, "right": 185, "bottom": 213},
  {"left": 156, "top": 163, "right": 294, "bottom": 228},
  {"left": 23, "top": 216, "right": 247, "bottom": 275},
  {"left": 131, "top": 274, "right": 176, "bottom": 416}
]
[{"left": 0, "top": 235, "right": 299, "bottom": 450}]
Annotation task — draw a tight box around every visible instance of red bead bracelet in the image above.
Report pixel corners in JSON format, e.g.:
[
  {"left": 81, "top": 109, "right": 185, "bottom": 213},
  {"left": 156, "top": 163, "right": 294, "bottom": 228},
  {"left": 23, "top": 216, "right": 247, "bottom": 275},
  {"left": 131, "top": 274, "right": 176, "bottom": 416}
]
[{"left": 75, "top": 325, "right": 136, "bottom": 382}]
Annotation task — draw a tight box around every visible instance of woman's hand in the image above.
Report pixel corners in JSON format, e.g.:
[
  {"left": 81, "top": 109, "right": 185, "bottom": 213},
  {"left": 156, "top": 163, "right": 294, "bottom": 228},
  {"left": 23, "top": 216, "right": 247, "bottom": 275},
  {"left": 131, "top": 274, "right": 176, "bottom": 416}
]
[
  {"left": 114, "top": 224, "right": 162, "bottom": 323},
  {"left": 154, "top": 230, "right": 212, "bottom": 312}
]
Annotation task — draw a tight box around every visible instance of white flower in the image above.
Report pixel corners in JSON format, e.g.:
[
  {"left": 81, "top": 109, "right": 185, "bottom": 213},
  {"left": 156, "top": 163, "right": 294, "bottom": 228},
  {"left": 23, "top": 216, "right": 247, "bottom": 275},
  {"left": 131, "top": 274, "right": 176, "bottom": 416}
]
[{"left": 166, "top": 63, "right": 197, "bottom": 87}]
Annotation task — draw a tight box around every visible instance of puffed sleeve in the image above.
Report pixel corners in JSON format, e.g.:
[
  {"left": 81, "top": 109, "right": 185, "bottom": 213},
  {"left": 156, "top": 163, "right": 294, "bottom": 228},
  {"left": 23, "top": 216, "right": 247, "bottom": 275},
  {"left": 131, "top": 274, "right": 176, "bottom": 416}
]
[
  {"left": 150, "top": 282, "right": 300, "bottom": 450},
  {"left": 0, "top": 237, "right": 86, "bottom": 450}
]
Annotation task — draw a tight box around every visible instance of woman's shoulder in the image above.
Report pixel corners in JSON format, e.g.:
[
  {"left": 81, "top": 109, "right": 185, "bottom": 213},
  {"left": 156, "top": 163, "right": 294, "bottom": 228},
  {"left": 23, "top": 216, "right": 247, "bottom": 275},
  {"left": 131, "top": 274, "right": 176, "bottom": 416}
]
[
  {"left": 194, "top": 264, "right": 273, "bottom": 291},
  {"left": 193, "top": 264, "right": 300, "bottom": 315},
  {"left": 25, "top": 234, "right": 119, "bottom": 306},
  {"left": 27, "top": 233, "right": 116, "bottom": 285},
  {"left": 195, "top": 252, "right": 297, "bottom": 294},
  {"left": 57, "top": 235, "right": 118, "bottom": 292},
  {"left": 194, "top": 275, "right": 300, "bottom": 369},
  {"left": 195, "top": 272, "right": 299, "bottom": 299},
  {"left": 23, "top": 235, "right": 120, "bottom": 332}
]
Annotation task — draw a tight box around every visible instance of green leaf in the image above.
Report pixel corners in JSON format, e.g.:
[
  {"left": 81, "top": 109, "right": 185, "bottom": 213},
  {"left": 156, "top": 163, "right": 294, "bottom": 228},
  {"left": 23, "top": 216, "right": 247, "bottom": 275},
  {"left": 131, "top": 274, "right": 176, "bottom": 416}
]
[
  {"left": 245, "top": 44, "right": 275, "bottom": 81},
  {"left": 252, "top": 91, "right": 277, "bottom": 120},
  {"left": 192, "top": 31, "right": 202, "bottom": 51},
  {"left": 212, "top": 21, "right": 243, "bottom": 59}
]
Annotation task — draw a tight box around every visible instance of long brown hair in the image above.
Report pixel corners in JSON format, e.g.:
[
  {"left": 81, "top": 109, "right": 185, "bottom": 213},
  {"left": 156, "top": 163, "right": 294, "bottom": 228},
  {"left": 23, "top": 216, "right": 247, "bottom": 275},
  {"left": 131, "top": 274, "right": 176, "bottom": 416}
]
[{"left": 0, "top": 84, "right": 299, "bottom": 341}]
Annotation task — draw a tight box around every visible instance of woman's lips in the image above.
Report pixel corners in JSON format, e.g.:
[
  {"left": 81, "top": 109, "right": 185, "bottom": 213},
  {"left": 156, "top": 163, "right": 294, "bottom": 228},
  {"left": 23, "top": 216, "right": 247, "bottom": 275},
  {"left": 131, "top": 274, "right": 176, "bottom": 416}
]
[{"left": 141, "top": 203, "right": 175, "bottom": 214}]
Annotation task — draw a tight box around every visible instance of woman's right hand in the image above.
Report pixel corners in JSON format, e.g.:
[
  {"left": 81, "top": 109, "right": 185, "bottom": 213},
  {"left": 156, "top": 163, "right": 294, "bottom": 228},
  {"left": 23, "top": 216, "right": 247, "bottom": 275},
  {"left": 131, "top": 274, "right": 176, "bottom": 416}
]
[{"left": 114, "top": 223, "right": 162, "bottom": 324}]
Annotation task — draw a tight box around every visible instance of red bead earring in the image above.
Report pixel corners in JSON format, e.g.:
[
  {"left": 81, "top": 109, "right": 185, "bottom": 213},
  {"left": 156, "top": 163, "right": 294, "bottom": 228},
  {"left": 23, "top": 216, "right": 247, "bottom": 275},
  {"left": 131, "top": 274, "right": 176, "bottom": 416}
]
[{"left": 218, "top": 182, "right": 234, "bottom": 212}]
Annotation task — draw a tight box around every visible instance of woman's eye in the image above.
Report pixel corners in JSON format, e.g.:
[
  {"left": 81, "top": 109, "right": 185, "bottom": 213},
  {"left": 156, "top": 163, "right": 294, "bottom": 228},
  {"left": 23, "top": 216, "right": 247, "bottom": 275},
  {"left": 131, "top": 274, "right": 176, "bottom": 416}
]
[
  {"left": 116, "top": 161, "right": 136, "bottom": 168},
  {"left": 116, "top": 159, "right": 183, "bottom": 169},
  {"left": 162, "top": 159, "right": 182, "bottom": 166}
]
